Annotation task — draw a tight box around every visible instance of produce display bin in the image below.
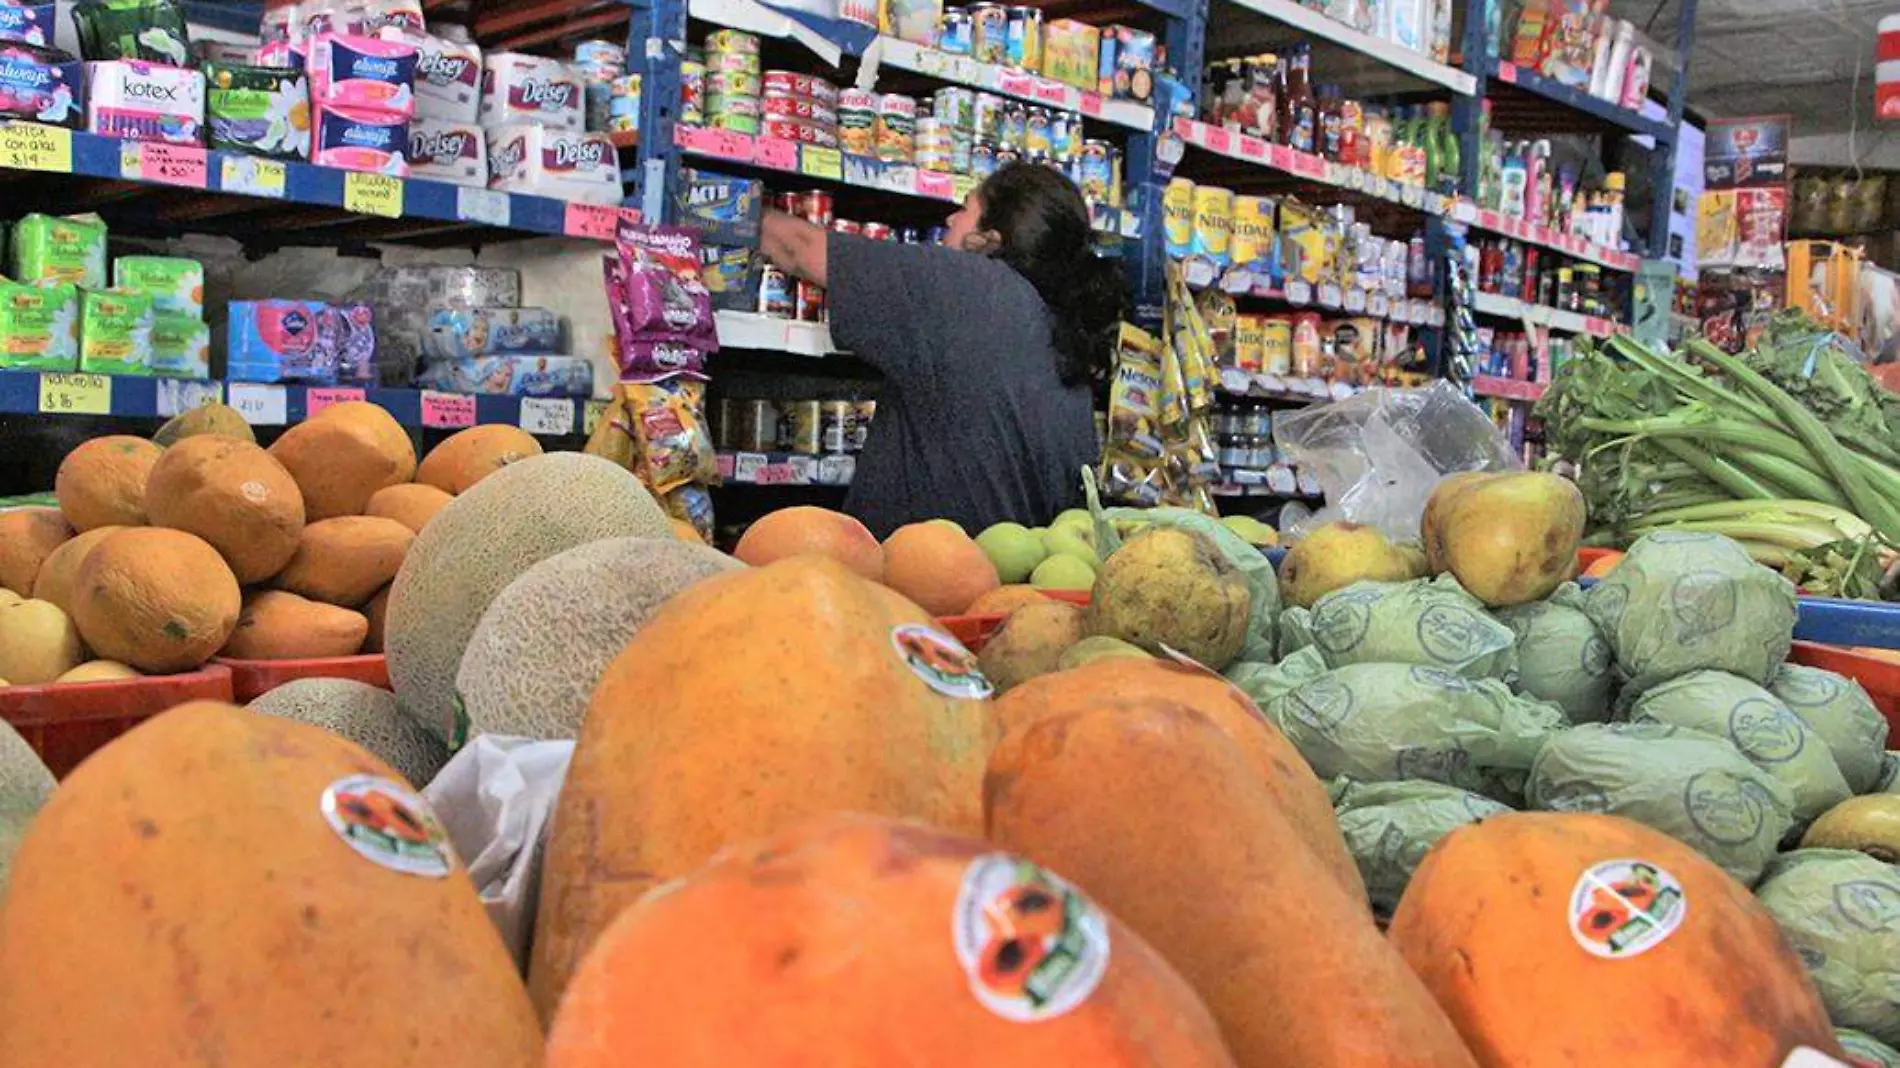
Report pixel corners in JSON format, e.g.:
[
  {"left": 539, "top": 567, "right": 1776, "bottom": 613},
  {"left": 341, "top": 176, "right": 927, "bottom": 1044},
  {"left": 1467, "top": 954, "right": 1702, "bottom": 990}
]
[
  {"left": 0, "top": 664, "right": 234, "bottom": 778},
  {"left": 215, "top": 654, "right": 391, "bottom": 704},
  {"left": 937, "top": 589, "right": 1089, "bottom": 653}
]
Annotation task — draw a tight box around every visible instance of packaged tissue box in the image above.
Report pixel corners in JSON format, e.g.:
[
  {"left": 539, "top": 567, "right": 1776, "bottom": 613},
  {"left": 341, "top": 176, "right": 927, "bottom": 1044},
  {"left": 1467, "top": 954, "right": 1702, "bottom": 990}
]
[
  {"left": 0, "top": 279, "right": 79, "bottom": 371},
  {"left": 72, "top": 0, "right": 190, "bottom": 64},
  {"left": 0, "top": 42, "right": 83, "bottom": 126},
  {"left": 382, "top": 28, "right": 481, "bottom": 123},
  {"left": 408, "top": 117, "right": 484, "bottom": 185},
  {"left": 480, "top": 52, "right": 581, "bottom": 130},
  {"left": 86, "top": 60, "right": 204, "bottom": 144},
  {"left": 416, "top": 354, "right": 593, "bottom": 396},
  {"left": 312, "top": 105, "right": 409, "bottom": 175},
  {"left": 486, "top": 123, "right": 620, "bottom": 205},
  {"left": 0, "top": 3, "right": 56, "bottom": 47},
  {"left": 422, "top": 305, "right": 560, "bottom": 360},
  {"left": 227, "top": 298, "right": 333, "bottom": 382},
  {"left": 308, "top": 32, "right": 416, "bottom": 117},
  {"left": 148, "top": 311, "right": 208, "bottom": 377},
  {"left": 12, "top": 214, "right": 108, "bottom": 289},
  {"left": 79, "top": 288, "right": 155, "bottom": 375},
  {"left": 112, "top": 255, "right": 203, "bottom": 317},
  {"left": 205, "top": 62, "right": 310, "bottom": 158}
]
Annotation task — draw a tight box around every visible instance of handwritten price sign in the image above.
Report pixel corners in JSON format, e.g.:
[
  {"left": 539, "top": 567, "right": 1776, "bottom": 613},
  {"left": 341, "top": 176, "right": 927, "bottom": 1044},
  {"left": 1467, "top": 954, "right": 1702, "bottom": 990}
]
[
  {"left": 37, "top": 373, "right": 111, "bottom": 415},
  {"left": 306, "top": 387, "right": 365, "bottom": 416},
  {"left": 227, "top": 383, "right": 288, "bottom": 425},
  {"left": 343, "top": 172, "right": 404, "bottom": 218},
  {"left": 138, "top": 143, "right": 208, "bottom": 188},
  {"left": 420, "top": 390, "right": 476, "bottom": 428},
  {"left": 563, "top": 202, "right": 622, "bottom": 241},
  {"left": 0, "top": 121, "right": 71, "bottom": 172}
]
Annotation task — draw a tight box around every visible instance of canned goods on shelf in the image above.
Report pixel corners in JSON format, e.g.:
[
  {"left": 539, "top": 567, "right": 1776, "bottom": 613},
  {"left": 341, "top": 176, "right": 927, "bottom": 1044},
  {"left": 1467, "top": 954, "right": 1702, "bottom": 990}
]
[
  {"left": 832, "top": 218, "right": 863, "bottom": 234},
  {"left": 1005, "top": 6, "right": 1042, "bottom": 71},
  {"left": 758, "top": 264, "right": 794, "bottom": 318},
  {"left": 973, "top": 92, "right": 1005, "bottom": 142},
  {"left": 710, "top": 112, "right": 761, "bottom": 135},
  {"left": 1232, "top": 196, "right": 1273, "bottom": 273},
  {"left": 704, "top": 28, "right": 760, "bottom": 55},
  {"left": 820, "top": 400, "right": 853, "bottom": 454},
  {"left": 1022, "top": 106, "right": 1052, "bottom": 155},
  {"left": 1190, "top": 184, "right": 1234, "bottom": 267},
  {"left": 939, "top": 7, "right": 972, "bottom": 54},
  {"left": 763, "top": 70, "right": 812, "bottom": 97},
  {"left": 796, "top": 280, "right": 827, "bottom": 322},
  {"left": 795, "top": 189, "right": 833, "bottom": 225},
  {"left": 707, "top": 70, "right": 760, "bottom": 97},
  {"left": 970, "top": 3, "right": 1007, "bottom": 64},
  {"left": 1234, "top": 315, "right": 1264, "bottom": 373},
  {"left": 971, "top": 141, "right": 997, "bottom": 177},
  {"left": 851, "top": 399, "right": 875, "bottom": 451},
  {"left": 1261, "top": 317, "right": 1293, "bottom": 376},
  {"left": 838, "top": 88, "right": 877, "bottom": 155},
  {"left": 1162, "top": 177, "right": 1194, "bottom": 259},
  {"left": 728, "top": 399, "right": 779, "bottom": 451},
  {"left": 1048, "top": 111, "right": 1076, "bottom": 161},
  {"left": 1077, "top": 140, "right": 1111, "bottom": 202},
  {"left": 780, "top": 400, "right": 822, "bottom": 453},
  {"left": 704, "top": 49, "right": 759, "bottom": 75},
  {"left": 861, "top": 222, "right": 893, "bottom": 241},
  {"left": 706, "top": 92, "right": 760, "bottom": 118},
  {"left": 875, "top": 93, "right": 916, "bottom": 163},
  {"left": 679, "top": 61, "right": 705, "bottom": 125},
  {"left": 933, "top": 86, "right": 974, "bottom": 132}
]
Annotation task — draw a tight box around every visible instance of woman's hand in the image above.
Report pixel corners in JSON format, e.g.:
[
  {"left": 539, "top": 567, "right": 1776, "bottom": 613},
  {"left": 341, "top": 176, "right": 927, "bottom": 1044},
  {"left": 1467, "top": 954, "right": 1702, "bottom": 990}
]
[{"left": 760, "top": 209, "right": 828, "bottom": 287}]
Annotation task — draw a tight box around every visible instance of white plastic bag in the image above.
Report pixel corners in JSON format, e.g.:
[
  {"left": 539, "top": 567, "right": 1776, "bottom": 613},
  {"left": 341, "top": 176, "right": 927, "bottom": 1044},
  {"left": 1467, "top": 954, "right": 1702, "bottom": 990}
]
[{"left": 421, "top": 734, "right": 573, "bottom": 972}]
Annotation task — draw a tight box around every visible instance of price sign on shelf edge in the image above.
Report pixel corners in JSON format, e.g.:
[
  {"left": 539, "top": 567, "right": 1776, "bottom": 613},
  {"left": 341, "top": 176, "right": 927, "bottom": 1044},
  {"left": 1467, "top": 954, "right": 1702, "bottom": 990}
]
[
  {"left": 138, "top": 142, "right": 208, "bottom": 188},
  {"left": 800, "top": 146, "right": 843, "bottom": 181},
  {"left": 306, "top": 386, "right": 365, "bottom": 416},
  {"left": 221, "top": 154, "right": 287, "bottom": 198},
  {"left": 564, "top": 202, "right": 621, "bottom": 241},
  {"left": 518, "top": 396, "right": 576, "bottom": 436},
  {"left": 37, "top": 373, "right": 111, "bottom": 415},
  {"left": 420, "top": 390, "right": 476, "bottom": 429},
  {"left": 227, "top": 383, "right": 288, "bottom": 425},
  {"left": 0, "top": 121, "right": 72, "bottom": 173},
  {"left": 343, "top": 172, "right": 403, "bottom": 218}
]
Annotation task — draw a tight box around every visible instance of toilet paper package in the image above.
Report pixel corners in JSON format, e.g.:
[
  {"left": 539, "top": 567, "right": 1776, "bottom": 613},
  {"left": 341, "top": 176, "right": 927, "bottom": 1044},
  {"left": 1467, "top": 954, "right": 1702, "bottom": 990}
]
[
  {"left": 0, "top": 3, "right": 56, "bottom": 47},
  {"left": 0, "top": 42, "right": 83, "bottom": 126},
  {"left": 12, "top": 214, "right": 107, "bottom": 289},
  {"left": 479, "top": 52, "right": 581, "bottom": 130},
  {"left": 308, "top": 31, "right": 416, "bottom": 116},
  {"left": 0, "top": 279, "right": 79, "bottom": 371},
  {"left": 148, "top": 311, "right": 209, "bottom": 377},
  {"left": 408, "top": 116, "right": 484, "bottom": 185},
  {"left": 79, "top": 287, "right": 155, "bottom": 375},
  {"left": 113, "top": 255, "right": 204, "bottom": 317},
  {"left": 86, "top": 60, "right": 204, "bottom": 144},
  {"left": 382, "top": 28, "right": 481, "bottom": 123},
  {"left": 416, "top": 354, "right": 593, "bottom": 396},
  {"left": 486, "top": 123, "right": 620, "bottom": 205},
  {"left": 422, "top": 306, "right": 560, "bottom": 360},
  {"left": 312, "top": 104, "right": 408, "bottom": 175},
  {"left": 204, "top": 62, "right": 310, "bottom": 158}
]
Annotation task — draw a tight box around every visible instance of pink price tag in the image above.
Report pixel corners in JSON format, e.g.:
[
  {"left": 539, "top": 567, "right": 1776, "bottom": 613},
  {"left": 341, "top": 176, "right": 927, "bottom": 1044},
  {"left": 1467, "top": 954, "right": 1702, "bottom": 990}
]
[
  {"left": 1078, "top": 92, "right": 1103, "bottom": 117},
  {"left": 1032, "top": 79, "right": 1068, "bottom": 105},
  {"left": 999, "top": 72, "right": 1036, "bottom": 98},
  {"left": 1292, "top": 152, "right": 1326, "bottom": 179},
  {"left": 755, "top": 136, "right": 799, "bottom": 171},
  {"left": 1497, "top": 61, "right": 1518, "bottom": 83},
  {"left": 755, "top": 463, "right": 797, "bottom": 485},
  {"left": 1238, "top": 134, "right": 1267, "bottom": 160},
  {"left": 563, "top": 202, "right": 621, "bottom": 241},
  {"left": 1268, "top": 144, "right": 1293, "bottom": 170},
  {"left": 140, "top": 143, "right": 207, "bottom": 188},
  {"left": 420, "top": 390, "right": 476, "bottom": 429},
  {"left": 1202, "top": 126, "right": 1233, "bottom": 154},
  {"left": 716, "top": 453, "right": 736, "bottom": 479},
  {"left": 916, "top": 170, "right": 955, "bottom": 200},
  {"left": 676, "top": 124, "right": 752, "bottom": 162},
  {"left": 306, "top": 386, "right": 365, "bottom": 415}
]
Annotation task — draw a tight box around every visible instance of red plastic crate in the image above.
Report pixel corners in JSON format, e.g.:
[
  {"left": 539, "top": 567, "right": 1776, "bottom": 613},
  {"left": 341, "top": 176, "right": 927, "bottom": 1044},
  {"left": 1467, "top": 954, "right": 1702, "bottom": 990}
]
[
  {"left": 1789, "top": 641, "right": 1900, "bottom": 735},
  {"left": 0, "top": 664, "right": 234, "bottom": 778},
  {"left": 215, "top": 654, "right": 391, "bottom": 704},
  {"left": 938, "top": 589, "right": 1090, "bottom": 654}
]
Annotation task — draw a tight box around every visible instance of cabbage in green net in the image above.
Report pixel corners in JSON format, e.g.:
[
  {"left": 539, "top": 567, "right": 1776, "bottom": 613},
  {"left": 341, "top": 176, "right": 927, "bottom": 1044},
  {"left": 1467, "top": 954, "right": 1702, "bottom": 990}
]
[
  {"left": 1527, "top": 721, "right": 1796, "bottom": 885},
  {"left": 1628, "top": 670, "right": 1852, "bottom": 824},
  {"left": 1331, "top": 778, "right": 1511, "bottom": 916},
  {"left": 1756, "top": 849, "right": 1900, "bottom": 1046},
  {"left": 1582, "top": 531, "right": 1797, "bottom": 696},
  {"left": 1770, "top": 664, "right": 1892, "bottom": 795},
  {"left": 1494, "top": 582, "right": 1615, "bottom": 723},
  {"left": 1233, "top": 647, "right": 1566, "bottom": 804},
  {"left": 1280, "top": 575, "right": 1516, "bottom": 679},
  {"left": 1839, "top": 1028, "right": 1900, "bottom": 1068}
]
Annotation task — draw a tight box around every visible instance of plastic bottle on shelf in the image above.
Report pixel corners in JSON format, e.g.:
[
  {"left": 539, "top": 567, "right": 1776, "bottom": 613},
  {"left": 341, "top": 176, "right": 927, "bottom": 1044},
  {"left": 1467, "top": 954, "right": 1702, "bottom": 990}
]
[
  {"left": 1319, "top": 85, "right": 1344, "bottom": 161},
  {"left": 1619, "top": 41, "right": 1652, "bottom": 109},
  {"left": 1522, "top": 139, "right": 1549, "bottom": 227},
  {"left": 1601, "top": 19, "right": 1635, "bottom": 104},
  {"left": 1497, "top": 140, "right": 1526, "bottom": 219},
  {"left": 1602, "top": 171, "right": 1626, "bottom": 249},
  {"left": 1586, "top": 15, "right": 1617, "bottom": 99},
  {"left": 1284, "top": 45, "right": 1316, "bottom": 154}
]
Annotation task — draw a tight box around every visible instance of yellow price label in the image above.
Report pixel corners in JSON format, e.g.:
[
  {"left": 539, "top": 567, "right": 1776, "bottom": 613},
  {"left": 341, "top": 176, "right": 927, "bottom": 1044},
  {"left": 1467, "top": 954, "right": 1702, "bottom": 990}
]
[
  {"left": 800, "top": 146, "right": 842, "bottom": 182},
  {"left": 221, "top": 155, "right": 287, "bottom": 199},
  {"left": 0, "top": 122, "right": 72, "bottom": 173},
  {"left": 343, "top": 172, "right": 404, "bottom": 218},
  {"left": 38, "top": 373, "right": 111, "bottom": 415}
]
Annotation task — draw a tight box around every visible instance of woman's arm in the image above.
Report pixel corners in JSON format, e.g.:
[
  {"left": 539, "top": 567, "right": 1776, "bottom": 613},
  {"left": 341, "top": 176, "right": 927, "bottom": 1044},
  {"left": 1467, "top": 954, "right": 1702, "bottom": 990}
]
[{"left": 760, "top": 209, "right": 827, "bottom": 286}]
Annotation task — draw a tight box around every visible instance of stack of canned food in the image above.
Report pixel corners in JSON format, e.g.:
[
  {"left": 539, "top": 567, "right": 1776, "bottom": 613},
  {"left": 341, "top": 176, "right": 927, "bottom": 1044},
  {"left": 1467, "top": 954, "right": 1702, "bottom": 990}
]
[
  {"left": 1211, "top": 405, "right": 1278, "bottom": 477},
  {"left": 755, "top": 190, "right": 949, "bottom": 323},
  {"left": 680, "top": 30, "right": 769, "bottom": 134},
  {"left": 573, "top": 39, "right": 628, "bottom": 133},
  {"left": 715, "top": 396, "right": 878, "bottom": 457}
]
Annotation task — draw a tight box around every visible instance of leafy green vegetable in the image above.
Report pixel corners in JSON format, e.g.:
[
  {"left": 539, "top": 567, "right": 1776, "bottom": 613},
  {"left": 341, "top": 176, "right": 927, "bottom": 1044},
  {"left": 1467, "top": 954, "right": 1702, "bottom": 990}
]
[
  {"left": 1770, "top": 663, "right": 1892, "bottom": 794},
  {"left": 1331, "top": 779, "right": 1510, "bottom": 916},
  {"left": 1755, "top": 849, "right": 1900, "bottom": 1045},
  {"left": 1279, "top": 575, "right": 1516, "bottom": 679},
  {"left": 1493, "top": 583, "right": 1615, "bottom": 722}
]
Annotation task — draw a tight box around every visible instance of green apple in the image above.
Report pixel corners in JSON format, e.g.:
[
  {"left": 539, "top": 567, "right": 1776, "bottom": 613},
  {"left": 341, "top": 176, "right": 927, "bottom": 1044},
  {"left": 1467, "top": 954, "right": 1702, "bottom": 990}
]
[
  {"left": 975, "top": 522, "right": 1047, "bottom": 584},
  {"left": 1030, "top": 553, "right": 1096, "bottom": 591},
  {"left": 1042, "top": 529, "right": 1100, "bottom": 575}
]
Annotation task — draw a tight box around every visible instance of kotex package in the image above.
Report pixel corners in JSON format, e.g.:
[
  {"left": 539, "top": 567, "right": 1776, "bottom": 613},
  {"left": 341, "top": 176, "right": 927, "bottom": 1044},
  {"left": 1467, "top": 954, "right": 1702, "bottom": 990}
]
[
  {"left": 148, "top": 311, "right": 209, "bottom": 377},
  {"left": 0, "top": 279, "right": 79, "bottom": 370},
  {"left": 227, "top": 299, "right": 335, "bottom": 383},
  {"left": 204, "top": 62, "right": 310, "bottom": 158},
  {"left": 479, "top": 51, "right": 581, "bottom": 130},
  {"left": 0, "top": 2, "right": 55, "bottom": 47},
  {"left": 72, "top": 0, "right": 190, "bottom": 63},
  {"left": 485, "top": 122, "right": 619, "bottom": 205},
  {"left": 407, "top": 116, "right": 484, "bottom": 185},
  {"left": 0, "top": 41, "right": 82, "bottom": 126},
  {"left": 421, "top": 306, "right": 560, "bottom": 360},
  {"left": 78, "top": 287, "right": 156, "bottom": 375},
  {"left": 112, "top": 255, "right": 204, "bottom": 317},
  {"left": 12, "top": 214, "right": 107, "bottom": 289},
  {"left": 85, "top": 59, "right": 204, "bottom": 144},
  {"left": 311, "top": 103, "right": 408, "bottom": 175},
  {"left": 307, "top": 31, "right": 416, "bottom": 116},
  {"left": 381, "top": 27, "right": 480, "bottom": 123},
  {"left": 415, "top": 354, "right": 594, "bottom": 396}
]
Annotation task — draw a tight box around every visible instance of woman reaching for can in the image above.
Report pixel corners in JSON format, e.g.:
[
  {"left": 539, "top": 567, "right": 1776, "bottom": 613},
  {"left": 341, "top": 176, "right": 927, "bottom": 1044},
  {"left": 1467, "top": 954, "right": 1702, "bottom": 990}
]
[{"left": 758, "top": 162, "right": 1123, "bottom": 539}]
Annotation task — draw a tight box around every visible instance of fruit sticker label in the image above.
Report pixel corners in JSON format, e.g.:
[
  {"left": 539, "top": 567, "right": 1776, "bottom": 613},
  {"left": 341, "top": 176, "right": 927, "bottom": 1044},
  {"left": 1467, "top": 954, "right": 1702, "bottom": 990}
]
[
  {"left": 952, "top": 854, "right": 1110, "bottom": 1023},
  {"left": 320, "top": 774, "right": 454, "bottom": 878},
  {"left": 1781, "top": 1049, "right": 1853, "bottom": 1068},
  {"left": 1568, "top": 858, "right": 1686, "bottom": 959},
  {"left": 891, "top": 624, "right": 994, "bottom": 700}
]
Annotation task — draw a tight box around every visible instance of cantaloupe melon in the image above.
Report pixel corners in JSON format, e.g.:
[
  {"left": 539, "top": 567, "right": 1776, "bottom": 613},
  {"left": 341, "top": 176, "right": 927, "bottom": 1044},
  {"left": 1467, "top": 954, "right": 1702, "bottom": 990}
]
[
  {"left": 0, "top": 508, "right": 73, "bottom": 596},
  {"left": 363, "top": 585, "right": 389, "bottom": 654},
  {"left": 55, "top": 660, "right": 140, "bottom": 683},
  {"left": 416, "top": 425, "right": 542, "bottom": 495},
  {"left": 0, "top": 720, "right": 54, "bottom": 889},
  {"left": 529, "top": 556, "right": 995, "bottom": 1021},
  {"left": 151, "top": 402, "right": 254, "bottom": 447},
  {"left": 32, "top": 525, "right": 122, "bottom": 615},
  {"left": 882, "top": 521, "right": 1001, "bottom": 615},
  {"left": 249, "top": 678, "right": 447, "bottom": 787},
  {"left": 545, "top": 813, "right": 1238, "bottom": 1068},
  {"left": 70, "top": 528, "right": 241, "bottom": 674},
  {"left": 364, "top": 483, "right": 453, "bottom": 534},
  {"left": 1388, "top": 812, "right": 1842, "bottom": 1067},
  {"left": 732, "top": 506, "right": 883, "bottom": 580},
  {"left": 144, "top": 436, "right": 304, "bottom": 584},
  {"left": 0, "top": 701, "right": 541, "bottom": 1068},
  {"left": 274, "top": 516, "right": 414, "bottom": 608},
  {"left": 456, "top": 537, "right": 740, "bottom": 741},
  {"left": 387, "top": 453, "right": 672, "bottom": 744},
  {"left": 985, "top": 700, "right": 1478, "bottom": 1068},
  {"left": 268, "top": 401, "right": 417, "bottom": 520},
  {"left": 221, "top": 591, "right": 368, "bottom": 660},
  {"left": 0, "top": 598, "right": 84, "bottom": 685},
  {"left": 54, "top": 435, "right": 163, "bottom": 531}
]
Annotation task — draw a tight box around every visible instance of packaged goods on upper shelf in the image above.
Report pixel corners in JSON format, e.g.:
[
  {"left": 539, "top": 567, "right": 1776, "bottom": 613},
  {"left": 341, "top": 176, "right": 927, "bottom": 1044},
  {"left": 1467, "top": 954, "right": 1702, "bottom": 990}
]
[
  {"left": 485, "top": 123, "right": 620, "bottom": 205},
  {"left": 113, "top": 256, "right": 204, "bottom": 318},
  {"left": 12, "top": 214, "right": 108, "bottom": 290},
  {"left": 204, "top": 62, "right": 311, "bottom": 158},
  {"left": 422, "top": 306, "right": 562, "bottom": 361},
  {"left": 312, "top": 104, "right": 409, "bottom": 175},
  {"left": 85, "top": 60, "right": 204, "bottom": 145},
  {"left": 675, "top": 168, "right": 764, "bottom": 311},
  {"left": 1509, "top": 0, "right": 1654, "bottom": 109},
  {"left": 227, "top": 299, "right": 377, "bottom": 384},
  {"left": 0, "top": 280, "right": 79, "bottom": 371},
  {"left": 480, "top": 52, "right": 582, "bottom": 131},
  {"left": 572, "top": 38, "right": 625, "bottom": 133},
  {"left": 415, "top": 354, "right": 595, "bottom": 396},
  {"left": 72, "top": 0, "right": 190, "bottom": 64},
  {"left": 78, "top": 288, "right": 154, "bottom": 375},
  {"left": 351, "top": 265, "right": 521, "bottom": 386},
  {"left": 408, "top": 117, "right": 485, "bottom": 185},
  {"left": 0, "top": 2, "right": 55, "bottom": 48},
  {"left": 380, "top": 27, "right": 481, "bottom": 124},
  {"left": 307, "top": 32, "right": 417, "bottom": 117},
  {"left": 0, "top": 42, "right": 84, "bottom": 127}
]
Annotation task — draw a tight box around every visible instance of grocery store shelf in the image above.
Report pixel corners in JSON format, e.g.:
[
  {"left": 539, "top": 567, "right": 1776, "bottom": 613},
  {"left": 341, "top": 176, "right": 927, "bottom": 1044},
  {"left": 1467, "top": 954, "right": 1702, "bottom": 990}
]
[
  {"left": 871, "top": 38, "right": 1155, "bottom": 131},
  {"left": 1470, "top": 291, "right": 1623, "bottom": 338},
  {"left": 716, "top": 311, "right": 839, "bottom": 356},
  {"left": 674, "top": 124, "right": 1142, "bottom": 238},
  {"left": 1446, "top": 199, "right": 1639, "bottom": 272},
  {"left": 1216, "top": 368, "right": 1364, "bottom": 403},
  {"left": 1183, "top": 262, "right": 1444, "bottom": 328},
  {"left": 0, "top": 370, "right": 604, "bottom": 436},
  {"left": 1482, "top": 59, "right": 1676, "bottom": 144},
  {"left": 717, "top": 450, "right": 856, "bottom": 486},
  {"left": 1215, "top": 463, "right": 1324, "bottom": 499},
  {"left": 1470, "top": 374, "right": 1546, "bottom": 402},
  {"left": 0, "top": 122, "right": 640, "bottom": 246},
  {"left": 1222, "top": 0, "right": 1477, "bottom": 96},
  {"left": 1169, "top": 117, "right": 1451, "bottom": 219},
  {"left": 1792, "top": 601, "right": 1900, "bottom": 651}
]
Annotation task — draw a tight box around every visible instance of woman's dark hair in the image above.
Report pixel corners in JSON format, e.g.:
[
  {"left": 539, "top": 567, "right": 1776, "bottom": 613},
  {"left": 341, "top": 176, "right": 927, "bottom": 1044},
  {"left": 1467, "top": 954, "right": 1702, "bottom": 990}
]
[{"left": 976, "top": 162, "right": 1126, "bottom": 387}]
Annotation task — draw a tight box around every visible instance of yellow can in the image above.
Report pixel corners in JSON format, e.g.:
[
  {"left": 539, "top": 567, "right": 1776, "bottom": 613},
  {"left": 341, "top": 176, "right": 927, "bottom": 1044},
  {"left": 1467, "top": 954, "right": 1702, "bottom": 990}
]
[
  {"left": 1162, "top": 177, "right": 1195, "bottom": 259},
  {"left": 1190, "top": 184, "right": 1234, "bottom": 267},
  {"left": 1230, "top": 195, "right": 1274, "bottom": 273},
  {"left": 1234, "top": 314, "right": 1264, "bottom": 373},
  {"left": 1259, "top": 316, "right": 1293, "bottom": 376}
]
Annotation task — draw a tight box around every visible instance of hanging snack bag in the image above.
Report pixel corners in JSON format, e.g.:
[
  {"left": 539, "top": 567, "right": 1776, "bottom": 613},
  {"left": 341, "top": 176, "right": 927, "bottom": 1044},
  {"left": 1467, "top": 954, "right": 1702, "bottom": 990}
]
[
  {"left": 610, "top": 225, "right": 717, "bottom": 347},
  {"left": 621, "top": 377, "right": 718, "bottom": 493},
  {"left": 583, "top": 389, "right": 638, "bottom": 471},
  {"left": 1104, "top": 321, "right": 1164, "bottom": 460}
]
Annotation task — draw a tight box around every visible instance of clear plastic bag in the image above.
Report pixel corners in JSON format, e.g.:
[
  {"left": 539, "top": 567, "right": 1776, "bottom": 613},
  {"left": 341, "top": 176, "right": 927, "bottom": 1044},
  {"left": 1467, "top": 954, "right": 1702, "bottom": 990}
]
[{"left": 1271, "top": 380, "right": 1520, "bottom": 542}]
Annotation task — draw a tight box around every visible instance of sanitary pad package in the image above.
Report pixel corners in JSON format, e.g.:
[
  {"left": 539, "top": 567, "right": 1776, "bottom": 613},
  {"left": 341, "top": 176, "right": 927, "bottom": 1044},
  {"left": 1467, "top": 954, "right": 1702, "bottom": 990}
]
[
  {"left": 0, "top": 42, "right": 82, "bottom": 126},
  {"left": 85, "top": 60, "right": 205, "bottom": 144},
  {"left": 0, "top": 3, "right": 56, "bottom": 47},
  {"left": 479, "top": 52, "right": 581, "bottom": 130},
  {"left": 421, "top": 305, "right": 560, "bottom": 360},
  {"left": 205, "top": 62, "right": 310, "bottom": 158},
  {"left": 149, "top": 312, "right": 209, "bottom": 377},
  {"left": 308, "top": 32, "right": 416, "bottom": 116},
  {"left": 407, "top": 116, "right": 483, "bottom": 185},
  {"left": 226, "top": 298, "right": 330, "bottom": 382},
  {"left": 73, "top": 0, "right": 190, "bottom": 63},
  {"left": 416, "top": 354, "right": 593, "bottom": 396},
  {"left": 12, "top": 214, "right": 107, "bottom": 289},
  {"left": 113, "top": 255, "right": 204, "bottom": 317},
  {"left": 0, "top": 279, "right": 79, "bottom": 370},
  {"left": 79, "top": 288, "right": 156, "bottom": 375},
  {"left": 382, "top": 28, "right": 480, "bottom": 123},
  {"left": 312, "top": 104, "right": 409, "bottom": 175},
  {"left": 486, "top": 123, "right": 620, "bottom": 205}
]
